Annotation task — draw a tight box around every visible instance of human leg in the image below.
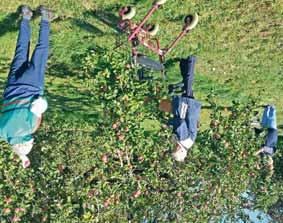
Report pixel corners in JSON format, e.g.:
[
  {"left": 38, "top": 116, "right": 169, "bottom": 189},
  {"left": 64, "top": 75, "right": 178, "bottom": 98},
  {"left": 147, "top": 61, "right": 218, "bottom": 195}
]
[
  {"left": 3, "top": 7, "right": 52, "bottom": 100},
  {"left": 180, "top": 56, "right": 196, "bottom": 98},
  {"left": 28, "top": 19, "right": 50, "bottom": 91},
  {"left": 264, "top": 128, "right": 278, "bottom": 153},
  {"left": 261, "top": 105, "right": 277, "bottom": 130},
  {"left": 7, "top": 6, "right": 32, "bottom": 80}
]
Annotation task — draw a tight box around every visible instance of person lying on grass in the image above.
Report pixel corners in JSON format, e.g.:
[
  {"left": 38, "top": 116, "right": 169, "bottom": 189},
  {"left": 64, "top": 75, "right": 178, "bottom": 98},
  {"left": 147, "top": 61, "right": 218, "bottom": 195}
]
[
  {"left": 253, "top": 105, "right": 278, "bottom": 172},
  {"left": 159, "top": 56, "right": 201, "bottom": 162},
  {"left": 0, "top": 5, "right": 54, "bottom": 168}
]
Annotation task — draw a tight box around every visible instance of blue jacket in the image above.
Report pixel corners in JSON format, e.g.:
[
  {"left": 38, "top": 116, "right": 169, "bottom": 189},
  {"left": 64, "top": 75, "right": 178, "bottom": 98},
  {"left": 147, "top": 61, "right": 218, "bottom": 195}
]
[{"left": 169, "top": 96, "right": 201, "bottom": 141}]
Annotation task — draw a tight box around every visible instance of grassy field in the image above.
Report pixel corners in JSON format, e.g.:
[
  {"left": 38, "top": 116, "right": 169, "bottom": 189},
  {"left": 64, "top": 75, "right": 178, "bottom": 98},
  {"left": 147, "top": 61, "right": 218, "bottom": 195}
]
[
  {"left": 0, "top": 0, "right": 282, "bottom": 126},
  {"left": 0, "top": 0, "right": 282, "bottom": 222}
]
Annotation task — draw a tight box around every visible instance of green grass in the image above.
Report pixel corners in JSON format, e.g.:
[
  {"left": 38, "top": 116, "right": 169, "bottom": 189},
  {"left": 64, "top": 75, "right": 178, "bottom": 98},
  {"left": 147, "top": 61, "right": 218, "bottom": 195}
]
[
  {"left": 0, "top": 0, "right": 283, "bottom": 221},
  {"left": 0, "top": 0, "right": 282, "bottom": 128}
]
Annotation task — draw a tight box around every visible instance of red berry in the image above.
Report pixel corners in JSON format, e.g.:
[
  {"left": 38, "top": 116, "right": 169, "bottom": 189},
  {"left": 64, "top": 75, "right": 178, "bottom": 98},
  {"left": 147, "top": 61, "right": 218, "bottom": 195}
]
[
  {"left": 57, "top": 164, "right": 65, "bottom": 173},
  {"left": 102, "top": 154, "right": 108, "bottom": 164},
  {"left": 4, "top": 197, "right": 12, "bottom": 205},
  {"left": 88, "top": 189, "right": 99, "bottom": 198},
  {"left": 103, "top": 198, "right": 111, "bottom": 208},
  {"left": 3, "top": 208, "right": 11, "bottom": 215},
  {"left": 11, "top": 216, "right": 21, "bottom": 222},
  {"left": 132, "top": 190, "right": 142, "bottom": 198},
  {"left": 15, "top": 207, "right": 25, "bottom": 213},
  {"left": 118, "top": 134, "right": 125, "bottom": 141}
]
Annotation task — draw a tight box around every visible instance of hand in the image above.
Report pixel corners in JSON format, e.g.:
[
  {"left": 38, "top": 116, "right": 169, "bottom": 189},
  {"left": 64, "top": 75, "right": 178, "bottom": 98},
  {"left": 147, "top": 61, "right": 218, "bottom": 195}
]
[{"left": 254, "top": 148, "right": 263, "bottom": 156}]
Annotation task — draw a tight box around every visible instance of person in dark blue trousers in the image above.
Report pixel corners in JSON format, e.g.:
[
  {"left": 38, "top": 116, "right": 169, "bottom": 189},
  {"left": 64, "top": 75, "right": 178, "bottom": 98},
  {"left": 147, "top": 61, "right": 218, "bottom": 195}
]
[
  {"left": 159, "top": 56, "right": 201, "bottom": 162},
  {"left": 4, "top": 7, "right": 50, "bottom": 100},
  {"left": 255, "top": 105, "right": 278, "bottom": 171},
  {"left": 0, "top": 5, "right": 53, "bottom": 168}
]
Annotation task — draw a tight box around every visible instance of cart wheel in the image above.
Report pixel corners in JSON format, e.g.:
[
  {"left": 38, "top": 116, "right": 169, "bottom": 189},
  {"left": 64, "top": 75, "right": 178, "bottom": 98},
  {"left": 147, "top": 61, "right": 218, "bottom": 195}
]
[
  {"left": 120, "top": 6, "right": 136, "bottom": 20},
  {"left": 147, "top": 24, "right": 159, "bottom": 36},
  {"left": 184, "top": 13, "right": 199, "bottom": 30},
  {"left": 155, "top": 0, "right": 167, "bottom": 5}
]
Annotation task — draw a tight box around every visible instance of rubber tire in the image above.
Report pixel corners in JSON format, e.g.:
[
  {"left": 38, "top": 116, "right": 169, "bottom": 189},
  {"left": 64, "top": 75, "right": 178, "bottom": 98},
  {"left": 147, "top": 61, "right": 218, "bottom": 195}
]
[
  {"left": 148, "top": 24, "right": 159, "bottom": 36},
  {"left": 155, "top": 0, "right": 167, "bottom": 5},
  {"left": 184, "top": 13, "right": 199, "bottom": 30},
  {"left": 121, "top": 6, "right": 136, "bottom": 20}
]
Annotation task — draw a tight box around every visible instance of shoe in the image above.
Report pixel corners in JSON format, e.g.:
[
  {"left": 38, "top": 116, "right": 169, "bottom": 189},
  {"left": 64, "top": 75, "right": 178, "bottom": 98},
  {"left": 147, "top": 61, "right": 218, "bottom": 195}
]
[
  {"left": 21, "top": 5, "right": 33, "bottom": 20},
  {"left": 38, "top": 5, "right": 55, "bottom": 21}
]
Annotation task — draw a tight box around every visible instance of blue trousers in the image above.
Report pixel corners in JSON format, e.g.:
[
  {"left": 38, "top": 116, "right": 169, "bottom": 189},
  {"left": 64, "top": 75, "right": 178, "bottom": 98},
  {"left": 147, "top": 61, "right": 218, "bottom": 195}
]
[
  {"left": 264, "top": 128, "right": 278, "bottom": 154},
  {"left": 3, "top": 19, "right": 49, "bottom": 100},
  {"left": 260, "top": 105, "right": 278, "bottom": 155},
  {"left": 261, "top": 105, "right": 277, "bottom": 130}
]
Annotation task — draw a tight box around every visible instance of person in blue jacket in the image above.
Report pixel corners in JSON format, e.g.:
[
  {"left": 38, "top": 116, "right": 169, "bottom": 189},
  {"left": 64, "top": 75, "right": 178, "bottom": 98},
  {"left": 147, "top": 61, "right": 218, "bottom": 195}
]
[
  {"left": 0, "top": 5, "right": 53, "bottom": 168},
  {"left": 159, "top": 56, "right": 201, "bottom": 162},
  {"left": 254, "top": 105, "right": 278, "bottom": 170}
]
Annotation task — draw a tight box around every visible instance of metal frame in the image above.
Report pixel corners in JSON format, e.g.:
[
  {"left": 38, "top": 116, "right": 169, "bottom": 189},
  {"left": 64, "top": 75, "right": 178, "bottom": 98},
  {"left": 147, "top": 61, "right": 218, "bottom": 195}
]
[{"left": 118, "top": 2, "right": 196, "bottom": 72}]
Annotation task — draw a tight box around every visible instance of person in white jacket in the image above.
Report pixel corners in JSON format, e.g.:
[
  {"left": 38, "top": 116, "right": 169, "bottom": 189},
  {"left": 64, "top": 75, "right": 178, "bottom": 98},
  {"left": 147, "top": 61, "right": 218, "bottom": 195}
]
[{"left": 0, "top": 5, "right": 53, "bottom": 168}]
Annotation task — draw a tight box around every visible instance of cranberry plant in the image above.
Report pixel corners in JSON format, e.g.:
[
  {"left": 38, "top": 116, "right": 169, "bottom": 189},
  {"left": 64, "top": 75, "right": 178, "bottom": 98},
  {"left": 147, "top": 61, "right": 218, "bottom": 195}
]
[{"left": 0, "top": 52, "right": 281, "bottom": 222}]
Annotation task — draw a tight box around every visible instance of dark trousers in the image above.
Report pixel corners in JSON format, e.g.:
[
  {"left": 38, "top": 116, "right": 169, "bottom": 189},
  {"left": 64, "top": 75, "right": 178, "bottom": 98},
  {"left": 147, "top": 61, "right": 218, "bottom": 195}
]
[
  {"left": 180, "top": 56, "right": 196, "bottom": 98},
  {"left": 3, "top": 19, "right": 49, "bottom": 100},
  {"left": 264, "top": 128, "right": 278, "bottom": 153}
]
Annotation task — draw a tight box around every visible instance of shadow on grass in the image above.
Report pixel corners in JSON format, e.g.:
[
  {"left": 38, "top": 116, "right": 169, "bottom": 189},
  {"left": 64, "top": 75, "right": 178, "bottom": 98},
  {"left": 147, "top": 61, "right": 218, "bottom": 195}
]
[
  {"left": 0, "top": 57, "right": 11, "bottom": 74},
  {"left": 46, "top": 44, "right": 105, "bottom": 78},
  {"left": 45, "top": 88, "right": 103, "bottom": 123},
  {"left": 84, "top": 6, "right": 121, "bottom": 33},
  {"left": 53, "top": 16, "right": 104, "bottom": 36},
  {"left": 0, "top": 11, "right": 20, "bottom": 37},
  {"left": 71, "top": 18, "right": 104, "bottom": 36},
  {"left": 164, "top": 57, "right": 181, "bottom": 70},
  {"left": 167, "top": 14, "right": 185, "bottom": 22},
  {"left": 47, "top": 62, "right": 76, "bottom": 78}
]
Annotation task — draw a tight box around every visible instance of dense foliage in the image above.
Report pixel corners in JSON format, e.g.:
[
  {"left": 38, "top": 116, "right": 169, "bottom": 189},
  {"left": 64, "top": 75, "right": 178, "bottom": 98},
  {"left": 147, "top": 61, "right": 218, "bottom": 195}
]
[{"left": 0, "top": 52, "right": 282, "bottom": 222}]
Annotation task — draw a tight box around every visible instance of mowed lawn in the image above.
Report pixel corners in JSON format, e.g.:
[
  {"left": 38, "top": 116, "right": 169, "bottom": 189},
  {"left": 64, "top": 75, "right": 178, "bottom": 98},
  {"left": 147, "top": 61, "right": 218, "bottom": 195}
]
[{"left": 0, "top": 0, "right": 282, "bottom": 126}]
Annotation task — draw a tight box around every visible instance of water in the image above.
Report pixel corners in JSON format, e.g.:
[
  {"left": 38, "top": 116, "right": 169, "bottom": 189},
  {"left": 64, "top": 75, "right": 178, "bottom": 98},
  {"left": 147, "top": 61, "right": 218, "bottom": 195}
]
[
  {"left": 240, "top": 209, "right": 272, "bottom": 223},
  {"left": 220, "top": 191, "right": 273, "bottom": 223}
]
